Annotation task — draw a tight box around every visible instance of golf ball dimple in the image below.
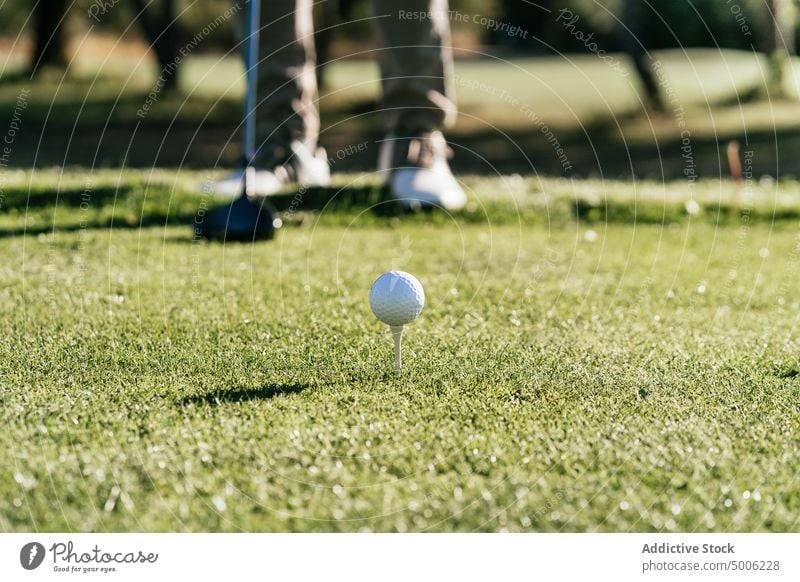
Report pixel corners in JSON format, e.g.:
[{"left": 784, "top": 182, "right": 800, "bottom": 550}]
[{"left": 369, "top": 271, "right": 425, "bottom": 326}]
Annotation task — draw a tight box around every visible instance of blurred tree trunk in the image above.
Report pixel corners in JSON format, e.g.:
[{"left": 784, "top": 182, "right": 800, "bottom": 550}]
[
  {"left": 131, "top": 0, "right": 181, "bottom": 91},
  {"left": 621, "top": 0, "right": 664, "bottom": 112},
  {"left": 31, "top": 0, "right": 70, "bottom": 74}
]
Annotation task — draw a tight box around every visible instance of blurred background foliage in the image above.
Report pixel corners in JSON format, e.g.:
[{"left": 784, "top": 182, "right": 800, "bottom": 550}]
[
  {"left": 2, "top": 0, "right": 795, "bottom": 55},
  {"left": 5, "top": 0, "right": 796, "bottom": 97},
  {"left": 0, "top": 0, "right": 793, "bottom": 104}
]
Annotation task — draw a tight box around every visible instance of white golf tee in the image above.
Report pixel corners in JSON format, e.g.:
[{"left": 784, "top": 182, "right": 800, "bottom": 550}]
[{"left": 390, "top": 325, "right": 404, "bottom": 373}]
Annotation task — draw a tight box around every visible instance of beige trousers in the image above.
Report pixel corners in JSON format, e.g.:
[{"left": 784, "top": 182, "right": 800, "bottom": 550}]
[{"left": 255, "top": 0, "right": 456, "bottom": 157}]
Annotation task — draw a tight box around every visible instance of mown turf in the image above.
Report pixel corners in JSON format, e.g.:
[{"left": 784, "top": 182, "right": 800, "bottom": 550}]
[{"left": 1, "top": 171, "right": 799, "bottom": 532}]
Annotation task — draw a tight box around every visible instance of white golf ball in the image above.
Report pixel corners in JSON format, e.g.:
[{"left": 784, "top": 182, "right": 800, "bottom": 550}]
[{"left": 369, "top": 271, "right": 425, "bottom": 326}]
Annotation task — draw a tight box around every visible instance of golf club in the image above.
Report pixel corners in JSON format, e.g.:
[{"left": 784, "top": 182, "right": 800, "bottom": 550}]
[{"left": 193, "top": 0, "right": 281, "bottom": 241}]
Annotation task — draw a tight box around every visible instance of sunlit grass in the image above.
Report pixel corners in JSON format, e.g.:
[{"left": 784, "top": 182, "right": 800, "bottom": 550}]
[{"left": 1, "top": 170, "right": 799, "bottom": 532}]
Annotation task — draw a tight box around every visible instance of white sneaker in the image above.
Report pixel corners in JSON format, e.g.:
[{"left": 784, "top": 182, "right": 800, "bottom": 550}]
[
  {"left": 289, "top": 140, "right": 331, "bottom": 187},
  {"left": 378, "top": 131, "right": 466, "bottom": 211},
  {"left": 202, "top": 141, "right": 330, "bottom": 197}
]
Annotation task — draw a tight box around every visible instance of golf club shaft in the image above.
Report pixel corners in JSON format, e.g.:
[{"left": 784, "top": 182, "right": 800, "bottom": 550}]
[{"left": 243, "top": 0, "right": 260, "bottom": 167}]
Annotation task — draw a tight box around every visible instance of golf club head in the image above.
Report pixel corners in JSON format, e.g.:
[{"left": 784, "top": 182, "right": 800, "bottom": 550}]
[{"left": 193, "top": 194, "right": 281, "bottom": 242}]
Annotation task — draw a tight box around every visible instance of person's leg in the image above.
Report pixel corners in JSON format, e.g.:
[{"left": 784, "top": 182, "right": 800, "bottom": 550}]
[
  {"left": 371, "top": 0, "right": 456, "bottom": 136},
  {"left": 205, "top": 0, "right": 328, "bottom": 197},
  {"left": 256, "top": 0, "right": 319, "bottom": 158},
  {"left": 372, "top": 0, "right": 465, "bottom": 210}
]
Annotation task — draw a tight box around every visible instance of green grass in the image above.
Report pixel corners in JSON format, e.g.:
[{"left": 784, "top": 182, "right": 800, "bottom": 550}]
[
  {"left": 1, "top": 48, "right": 770, "bottom": 124},
  {"left": 5, "top": 47, "right": 800, "bottom": 176},
  {"left": 2, "top": 171, "right": 800, "bottom": 532}
]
